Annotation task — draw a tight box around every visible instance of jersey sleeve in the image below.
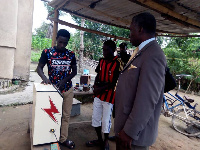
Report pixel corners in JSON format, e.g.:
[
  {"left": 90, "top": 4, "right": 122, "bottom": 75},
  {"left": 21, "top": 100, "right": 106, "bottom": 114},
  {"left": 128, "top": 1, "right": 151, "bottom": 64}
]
[{"left": 39, "top": 49, "right": 48, "bottom": 64}]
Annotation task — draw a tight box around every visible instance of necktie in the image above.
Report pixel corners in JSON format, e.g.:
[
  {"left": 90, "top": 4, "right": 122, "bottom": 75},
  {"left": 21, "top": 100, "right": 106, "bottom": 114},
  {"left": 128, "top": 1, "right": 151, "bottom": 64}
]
[{"left": 127, "top": 47, "right": 139, "bottom": 63}]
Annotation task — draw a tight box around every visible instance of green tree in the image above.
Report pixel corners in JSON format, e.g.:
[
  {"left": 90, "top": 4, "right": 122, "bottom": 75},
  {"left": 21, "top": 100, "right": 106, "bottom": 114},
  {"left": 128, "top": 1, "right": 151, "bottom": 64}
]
[
  {"left": 71, "top": 16, "right": 130, "bottom": 60},
  {"left": 34, "top": 22, "right": 52, "bottom": 38},
  {"left": 163, "top": 36, "right": 200, "bottom": 92}
]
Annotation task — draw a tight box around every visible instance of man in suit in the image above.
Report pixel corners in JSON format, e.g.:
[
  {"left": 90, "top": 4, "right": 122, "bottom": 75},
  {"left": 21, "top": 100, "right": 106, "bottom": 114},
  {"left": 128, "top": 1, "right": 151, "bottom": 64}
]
[{"left": 114, "top": 12, "right": 167, "bottom": 150}]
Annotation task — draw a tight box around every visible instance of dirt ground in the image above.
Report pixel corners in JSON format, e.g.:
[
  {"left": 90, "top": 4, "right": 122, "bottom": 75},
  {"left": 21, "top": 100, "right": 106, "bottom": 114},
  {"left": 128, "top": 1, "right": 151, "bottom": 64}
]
[
  {"left": 0, "top": 63, "right": 200, "bottom": 150},
  {"left": 1, "top": 101, "right": 200, "bottom": 150}
]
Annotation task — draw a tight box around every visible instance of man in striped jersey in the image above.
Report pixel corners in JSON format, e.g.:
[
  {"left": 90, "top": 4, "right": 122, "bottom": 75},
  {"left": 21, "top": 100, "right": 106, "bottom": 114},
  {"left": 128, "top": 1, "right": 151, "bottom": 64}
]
[{"left": 86, "top": 40, "right": 122, "bottom": 150}]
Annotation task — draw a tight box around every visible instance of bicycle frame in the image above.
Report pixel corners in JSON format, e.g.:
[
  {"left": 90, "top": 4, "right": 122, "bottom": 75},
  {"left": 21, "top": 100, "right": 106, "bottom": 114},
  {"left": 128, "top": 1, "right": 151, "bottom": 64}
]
[
  {"left": 163, "top": 92, "right": 185, "bottom": 111},
  {"left": 163, "top": 91, "right": 199, "bottom": 120},
  {"left": 163, "top": 74, "right": 200, "bottom": 136},
  {"left": 175, "top": 93, "right": 196, "bottom": 109},
  {"left": 164, "top": 91, "right": 197, "bottom": 109}
]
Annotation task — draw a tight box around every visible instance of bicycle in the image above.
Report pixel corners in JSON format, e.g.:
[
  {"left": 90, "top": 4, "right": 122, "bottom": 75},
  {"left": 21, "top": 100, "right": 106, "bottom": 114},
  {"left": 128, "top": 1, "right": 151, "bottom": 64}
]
[{"left": 162, "top": 74, "right": 200, "bottom": 137}]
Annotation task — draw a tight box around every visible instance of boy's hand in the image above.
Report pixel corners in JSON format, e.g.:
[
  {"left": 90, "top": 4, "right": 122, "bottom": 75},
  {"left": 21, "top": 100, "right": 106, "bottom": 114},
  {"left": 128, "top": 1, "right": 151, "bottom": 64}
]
[
  {"left": 41, "top": 78, "right": 51, "bottom": 85},
  {"left": 56, "top": 79, "right": 67, "bottom": 91},
  {"left": 93, "top": 84, "right": 109, "bottom": 95},
  {"left": 93, "top": 85, "right": 100, "bottom": 95}
]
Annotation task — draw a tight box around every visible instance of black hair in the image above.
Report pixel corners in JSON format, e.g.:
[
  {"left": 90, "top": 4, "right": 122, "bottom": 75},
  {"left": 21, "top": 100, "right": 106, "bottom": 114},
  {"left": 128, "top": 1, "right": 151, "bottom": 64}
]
[
  {"left": 56, "top": 29, "right": 70, "bottom": 39},
  {"left": 103, "top": 40, "right": 116, "bottom": 52},
  {"left": 132, "top": 12, "right": 156, "bottom": 35},
  {"left": 119, "top": 42, "right": 127, "bottom": 48}
]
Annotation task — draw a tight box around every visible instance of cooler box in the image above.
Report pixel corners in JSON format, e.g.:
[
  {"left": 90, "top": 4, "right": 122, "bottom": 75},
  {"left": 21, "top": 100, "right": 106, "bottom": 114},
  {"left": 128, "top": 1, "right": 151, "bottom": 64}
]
[
  {"left": 32, "top": 83, "right": 63, "bottom": 145},
  {"left": 71, "top": 98, "right": 82, "bottom": 116},
  {"left": 80, "top": 75, "right": 91, "bottom": 85}
]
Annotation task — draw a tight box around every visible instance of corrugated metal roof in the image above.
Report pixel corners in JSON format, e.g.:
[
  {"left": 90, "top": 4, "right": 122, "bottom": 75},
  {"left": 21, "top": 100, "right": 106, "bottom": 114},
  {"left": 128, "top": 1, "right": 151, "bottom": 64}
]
[{"left": 49, "top": 0, "right": 200, "bottom": 35}]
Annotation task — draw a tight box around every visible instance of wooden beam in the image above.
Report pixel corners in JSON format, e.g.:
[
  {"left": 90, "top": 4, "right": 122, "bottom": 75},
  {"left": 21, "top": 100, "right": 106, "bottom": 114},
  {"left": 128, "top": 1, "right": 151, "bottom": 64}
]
[
  {"left": 51, "top": 10, "right": 59, "bottom": 47},
  {"left": 54, "top": 0, "right": 69, "bottom": 10},
  {"left": 157, "top": 34, "right": 200, "bottom": 37},
  {"left": 161, "top": 14, "right": 200, "bottom": 30},
  {"left": 129, "top": 0, "right": 200, "bottom": 29},
  {"left": 48, "top": 0, "right": 70, "bottom": 19},
  {"left": 48, "top": 17, "right": 130, "bottom": 41}
]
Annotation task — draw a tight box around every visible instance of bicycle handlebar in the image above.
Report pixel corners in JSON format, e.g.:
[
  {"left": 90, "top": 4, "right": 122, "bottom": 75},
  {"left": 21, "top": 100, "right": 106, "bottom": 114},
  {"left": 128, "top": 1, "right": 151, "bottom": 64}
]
[{"left": 176, "top": 74, "right": 192, "bottom": 78}]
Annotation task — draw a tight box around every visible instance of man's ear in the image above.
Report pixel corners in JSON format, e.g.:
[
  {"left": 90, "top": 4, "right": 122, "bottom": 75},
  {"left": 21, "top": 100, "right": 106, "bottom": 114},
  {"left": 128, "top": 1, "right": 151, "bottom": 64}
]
[{"left": 138, "top": 26, "right": 143, "bottom": 33}]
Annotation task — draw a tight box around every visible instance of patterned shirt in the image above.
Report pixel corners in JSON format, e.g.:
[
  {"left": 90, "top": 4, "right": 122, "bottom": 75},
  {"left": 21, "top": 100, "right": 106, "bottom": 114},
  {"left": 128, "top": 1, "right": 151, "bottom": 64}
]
[
  {"left": 95, "top": 56, "right": 121, "bottom": 104},
  {"left": 39, "top": 47, "right": 76, "bottom": 93}
]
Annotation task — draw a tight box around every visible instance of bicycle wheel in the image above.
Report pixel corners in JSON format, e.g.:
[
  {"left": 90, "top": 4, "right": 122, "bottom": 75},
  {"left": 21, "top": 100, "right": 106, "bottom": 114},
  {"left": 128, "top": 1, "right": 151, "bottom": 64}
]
[{"left": 172, "top": 109, "right": 200, "bottom": 136}]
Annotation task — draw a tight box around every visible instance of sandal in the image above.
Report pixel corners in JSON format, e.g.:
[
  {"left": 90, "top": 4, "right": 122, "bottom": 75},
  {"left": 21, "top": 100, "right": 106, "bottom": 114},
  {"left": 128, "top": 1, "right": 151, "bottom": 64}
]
[
  {"left": 86, "top": 139, "right": 103, "bottom": 147},
  {"left": 60, "top": 139, "right": 75, "bottom": 149}
]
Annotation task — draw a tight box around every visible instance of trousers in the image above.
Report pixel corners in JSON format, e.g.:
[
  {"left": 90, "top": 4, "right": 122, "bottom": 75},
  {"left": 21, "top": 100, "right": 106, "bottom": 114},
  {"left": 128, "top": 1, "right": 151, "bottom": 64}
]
[{"left": 59, "top": 87, "right": 74, "bottom": 143}]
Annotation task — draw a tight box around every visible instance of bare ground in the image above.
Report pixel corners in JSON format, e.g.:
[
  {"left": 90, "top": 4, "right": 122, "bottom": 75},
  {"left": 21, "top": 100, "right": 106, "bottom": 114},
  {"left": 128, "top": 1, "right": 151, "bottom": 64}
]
[{"left": 0, "top": 97, "right": 200, "bottom": 150}]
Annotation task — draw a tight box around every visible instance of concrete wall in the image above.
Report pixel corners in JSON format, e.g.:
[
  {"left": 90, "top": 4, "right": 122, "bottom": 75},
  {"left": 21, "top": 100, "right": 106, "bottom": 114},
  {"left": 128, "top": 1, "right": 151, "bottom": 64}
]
[
  {"left": 0, "top": 0, "right": 34, "bottom": 81},
  {"left": 14, "top": 0, "right": 34, "bottom": 80},
  {"left": 0, "top": 0, "right": 18, "bottom": 79}
]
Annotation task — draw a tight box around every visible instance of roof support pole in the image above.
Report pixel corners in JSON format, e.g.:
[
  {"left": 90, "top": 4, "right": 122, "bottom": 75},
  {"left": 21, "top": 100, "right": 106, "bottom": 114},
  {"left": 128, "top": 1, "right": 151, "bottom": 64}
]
[{"left": 51, "top": 9, "right": 59, "bottom": 47}]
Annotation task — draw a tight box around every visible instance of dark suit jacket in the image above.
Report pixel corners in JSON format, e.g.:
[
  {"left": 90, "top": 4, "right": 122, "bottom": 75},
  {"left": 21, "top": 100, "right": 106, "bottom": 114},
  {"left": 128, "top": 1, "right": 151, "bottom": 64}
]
[{"left": 114, "top": 40, "right": 167, "bottom": 146}]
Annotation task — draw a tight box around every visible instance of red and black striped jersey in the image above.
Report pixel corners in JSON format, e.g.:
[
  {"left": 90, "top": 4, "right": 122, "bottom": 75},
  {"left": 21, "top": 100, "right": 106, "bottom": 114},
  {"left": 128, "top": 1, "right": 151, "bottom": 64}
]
[{"left": 94, "top": 56, "right": 122, "bottom": 104}]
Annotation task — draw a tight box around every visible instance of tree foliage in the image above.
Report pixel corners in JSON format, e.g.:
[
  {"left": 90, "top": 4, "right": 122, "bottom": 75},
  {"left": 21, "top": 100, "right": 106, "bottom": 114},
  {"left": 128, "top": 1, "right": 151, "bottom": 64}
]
[
  {"left": 33, "top": 22, "right": 53, "bottom": 38},
  {"left": 31, "top": 35, "right": 52, "bottom": 51},
  {"left": 71, "top": 16, "right": 130, "bottom": 60},
  {"left": 163, "top": 36, "right": 200, "bottom": 92}
]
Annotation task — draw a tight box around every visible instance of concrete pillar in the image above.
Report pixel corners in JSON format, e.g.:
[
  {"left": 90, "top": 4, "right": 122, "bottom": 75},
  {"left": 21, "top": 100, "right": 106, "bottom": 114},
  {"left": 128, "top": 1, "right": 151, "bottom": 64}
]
[
  {"left": 0, "top": 0, "right": 18, "bottom": 79},
  {"left": 0, "top": 0, "right": 34, "bottom": 81},
  {"left": 14, "top": 0, "right": 34, "bottom": 80}
]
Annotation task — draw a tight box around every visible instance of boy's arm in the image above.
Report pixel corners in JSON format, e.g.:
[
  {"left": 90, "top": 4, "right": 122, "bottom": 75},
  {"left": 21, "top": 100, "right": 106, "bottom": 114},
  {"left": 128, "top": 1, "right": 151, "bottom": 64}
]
[
  {"left": 36, "top": 50, "right": 51, "bottom": 84},
  {"left": 93, "top": 59, "right": 120, "bottom": 94},
  {"left": 56, "top": 64, "right": 77, "bottom": 91},
  {"left": 56, "top": 53, "right": 77, "bottom": 91},
  {"left": 106, "top": 59, "right": 121, "bottom": 89},
  {"left": 93, "top": 59, "right": 107, "bottom": 95},
  {"left": 37, "top": 62, "right": 51, "bottom": 84}
]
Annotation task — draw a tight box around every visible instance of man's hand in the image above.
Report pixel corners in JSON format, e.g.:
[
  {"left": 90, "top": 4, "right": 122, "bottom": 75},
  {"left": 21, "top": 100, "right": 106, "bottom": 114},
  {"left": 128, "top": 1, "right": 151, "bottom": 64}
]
[
  {"left": 41, "top": 78, "right": 51, "bottom": 85},
  {"left": 118, "top": 130, "right": 133, "bottom": 149}
]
